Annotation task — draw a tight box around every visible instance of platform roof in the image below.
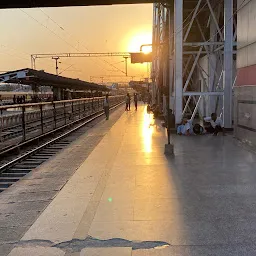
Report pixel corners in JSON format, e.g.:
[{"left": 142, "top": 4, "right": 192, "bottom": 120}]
[
  {"left": 0, "top": 0, "right": 161, "bottom": 8},
  {"left": 0, "top": 68, "right": 109, "bottom": 91}
]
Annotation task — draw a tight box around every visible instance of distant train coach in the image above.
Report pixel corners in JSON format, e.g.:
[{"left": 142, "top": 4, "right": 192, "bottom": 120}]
[{"left": 0, "top": 91, "right": 53, "bottom": 104}]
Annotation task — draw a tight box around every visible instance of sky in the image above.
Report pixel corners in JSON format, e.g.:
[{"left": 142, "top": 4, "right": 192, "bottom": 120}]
[{"left": 0, "top": 4, "right": 153, "bottom": 84}]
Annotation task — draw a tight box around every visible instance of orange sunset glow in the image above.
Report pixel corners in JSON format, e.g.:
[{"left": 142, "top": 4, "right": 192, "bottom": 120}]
[
  {"left": 0, "top": 4, "right": 153, "bottom": 82},
  {"left": 127, "top": 32, "right": 152, "bottom": 53}
]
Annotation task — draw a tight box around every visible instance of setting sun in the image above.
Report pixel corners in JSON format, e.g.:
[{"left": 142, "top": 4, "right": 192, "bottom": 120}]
[{"left": 127, "top": 32, "right": 152, "bottom": 53}]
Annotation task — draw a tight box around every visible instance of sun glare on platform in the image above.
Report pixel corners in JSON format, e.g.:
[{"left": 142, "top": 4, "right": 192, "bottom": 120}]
[{"left": 142, "top": 107, "right": 154, "bottom": 153}]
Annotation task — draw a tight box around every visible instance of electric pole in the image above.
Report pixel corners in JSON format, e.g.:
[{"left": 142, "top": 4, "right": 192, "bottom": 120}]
[
  {"left": 123, "top": 57, "right": 128, "bottom": 76},
  {"left": 52, "top": 57, "right": 60, "bottom": 75}
]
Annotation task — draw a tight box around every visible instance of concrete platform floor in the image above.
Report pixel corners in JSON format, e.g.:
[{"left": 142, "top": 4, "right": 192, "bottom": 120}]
[{"left": 3, "top": 104, "right": 256, "bottom": 256}]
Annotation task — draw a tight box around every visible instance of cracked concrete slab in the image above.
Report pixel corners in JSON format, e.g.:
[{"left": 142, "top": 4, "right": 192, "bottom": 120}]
[
  {"left": 132, "top": 244, "right": 256, "bottom": 256},
  {"left": 80, "top": 247, "right": 132, "bottom": 256},
  {"left": 8, "top": 237, "right": 169, "bottom": 253},
  {"left": 8, "top": 246, "right": 65, "bottom": 256}
]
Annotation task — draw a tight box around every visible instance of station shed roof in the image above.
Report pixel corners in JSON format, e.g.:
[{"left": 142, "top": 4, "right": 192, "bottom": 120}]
[
  {"left": 0, "top": 0, "right": 159, "bottom": 9},
  {"left": 0, "top": 68, "right": 109, "bottom": 91}
]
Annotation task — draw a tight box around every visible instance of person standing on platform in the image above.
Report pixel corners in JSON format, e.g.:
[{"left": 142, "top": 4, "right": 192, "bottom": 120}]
[
  {"left": 134, "top": 93, "right": 138, "bottom": 111},
  {"left": 128, "top": 93, "right": 131, "bottom": 111},
  {"left": 103, "top": 94, "right": 110, "bottom": 120},
  {"left": 13, "top": 95, "right": 16, "bottom": 104},
  {"left": 125, "top": 93, "right": 130, "bottom": 111}
]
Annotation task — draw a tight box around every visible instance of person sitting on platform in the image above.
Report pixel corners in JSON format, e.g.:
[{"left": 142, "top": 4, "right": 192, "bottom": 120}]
[
  {"left": 193, "top": 123, "right": 205, "bottom": 135},
  {"left": 152, "top": 104, "right": 160, "bottom": 119},
  {"left": 177, "top": 118, "right": 193, "bottom": 136},
  {"left": 204, "top": 113, "right": 225, "bottom": 136}
]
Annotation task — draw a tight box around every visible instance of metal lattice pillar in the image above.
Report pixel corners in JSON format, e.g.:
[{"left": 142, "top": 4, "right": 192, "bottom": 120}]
[
  {"left": 208, "top": 16, "right": 218, "bottom": 116},
  {"left": 174, "top": 0, "right": 183, "bottom": 124},
  {"left": 223, "top": 0, "right": 233, "bottom": 128}
]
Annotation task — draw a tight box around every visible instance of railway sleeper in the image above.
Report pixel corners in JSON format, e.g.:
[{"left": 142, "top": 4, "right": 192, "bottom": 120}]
[
  {"left": 0, "top": 177, "right": 20, "bottom": 182},
  {"left": 0, "top": 182, "right": 15, "bottom": 188},
  {"left": 6, "top": 169, "right": 31, "bottom": 173}
]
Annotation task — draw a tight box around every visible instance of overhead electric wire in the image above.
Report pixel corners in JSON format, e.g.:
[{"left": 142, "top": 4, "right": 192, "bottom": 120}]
[
  {"left": 20, "top": 9, "right": 80, "bottom": 52},
  {"left": 35, "top": 9, "right": 125, "bottom": 75},
  {"left": 21, "top": 9, "right": 110, "bottom": 74},
  {"left": 0, "top": 45, "right": 28, "bottom": 62},
  {"left": 39, "top": 8, "right": 64, "bottom": 31}
]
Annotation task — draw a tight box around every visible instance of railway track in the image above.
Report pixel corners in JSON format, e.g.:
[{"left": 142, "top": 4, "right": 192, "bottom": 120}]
[
  {"left": 0, "top": 96, "right": 123, "bottom": 153},
  {"left": 0, "top": 101, "right": 124, "bottom": 193},
  {"left": 0, "top": 102, "right": 93, "bottom": 141}
]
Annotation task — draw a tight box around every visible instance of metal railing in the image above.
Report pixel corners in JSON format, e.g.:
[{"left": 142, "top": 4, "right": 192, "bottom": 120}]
[{"left": 0, "top": 95, "right": 125, "bottom": 151}]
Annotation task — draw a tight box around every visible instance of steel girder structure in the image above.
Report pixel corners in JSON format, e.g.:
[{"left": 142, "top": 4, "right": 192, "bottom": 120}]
[
  {"left": 30, "top": 52, "right": 131, "bottom": 70},
  {"left": 151, "top": 1, "right": 171, "bottom": 120},
  {"left": 152, "top": 0, "right": 236, "bottom": 127}
]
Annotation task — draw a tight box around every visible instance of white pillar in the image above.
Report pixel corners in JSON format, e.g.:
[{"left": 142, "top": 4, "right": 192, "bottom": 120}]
[
  {"left": 174, "top": 0, "right": 183, "bottom": 124},
  {"left": 206, "top": 14, "right": 217, "bottom": 116},
  {"left": 152, "top": 4, "right": 157, "bottom": 105},
  {"left": 223, "top": 0, "right": 233, "bottom": 128},
  {"left": 169, "top": 7, "right": 174, "bottom": 111}
]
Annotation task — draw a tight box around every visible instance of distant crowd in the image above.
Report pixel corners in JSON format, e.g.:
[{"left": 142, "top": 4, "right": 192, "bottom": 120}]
[
  {"left": 13, "top": 95, "right": 26, "bottom": 104},
  {"left": 12, "top": 95, "right": 53, "bottom": 104}
]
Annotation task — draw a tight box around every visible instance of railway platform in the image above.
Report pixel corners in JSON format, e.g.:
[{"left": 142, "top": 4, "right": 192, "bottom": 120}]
[{"left": 1, "top": 104, "right": 256, "bottom": 255}]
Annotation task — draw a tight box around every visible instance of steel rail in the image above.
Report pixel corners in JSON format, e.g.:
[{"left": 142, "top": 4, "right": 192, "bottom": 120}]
[{"left": 0, "top": 100, "right": 124, "bottom": 173}]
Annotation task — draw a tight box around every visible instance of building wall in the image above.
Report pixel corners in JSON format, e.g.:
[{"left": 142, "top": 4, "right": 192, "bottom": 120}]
[{"left": 235, "top": 0, "right": 256, "bottom": 148}]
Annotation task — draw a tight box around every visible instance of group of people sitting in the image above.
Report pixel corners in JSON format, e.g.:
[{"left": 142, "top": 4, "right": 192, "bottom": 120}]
[{"left": 177, "top": 112, "right": 225, "bottom": 136}]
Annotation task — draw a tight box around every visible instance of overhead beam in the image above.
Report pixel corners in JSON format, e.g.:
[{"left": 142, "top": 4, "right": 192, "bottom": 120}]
[
  {"left": 183, "top": 92, "right": 224, "bottom": 96},
  {"left": 183, "top": 42, "right": 224, "bottom": 46},
  {"left": 32, "top": 52, "right": 131, "bottom": 59}
]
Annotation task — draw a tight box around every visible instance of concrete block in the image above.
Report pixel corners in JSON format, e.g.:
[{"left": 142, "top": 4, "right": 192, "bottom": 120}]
[{"left": 164, "top": 144, "right": 174, "bottom": 155}]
